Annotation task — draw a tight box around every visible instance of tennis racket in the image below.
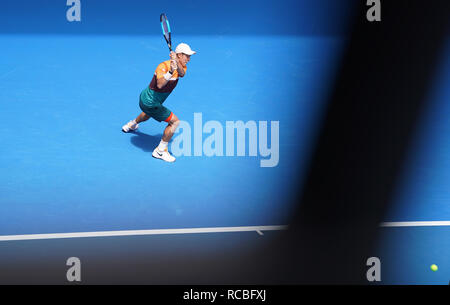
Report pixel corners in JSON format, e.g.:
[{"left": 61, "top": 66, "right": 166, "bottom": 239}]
[{"left": 160, "top": 13, "right": 172, "bottom": 51}]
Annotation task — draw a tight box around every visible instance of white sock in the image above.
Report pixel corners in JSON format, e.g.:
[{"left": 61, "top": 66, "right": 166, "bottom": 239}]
[{"left": 157, "top": 140, "right": 168, "bottom": 152}]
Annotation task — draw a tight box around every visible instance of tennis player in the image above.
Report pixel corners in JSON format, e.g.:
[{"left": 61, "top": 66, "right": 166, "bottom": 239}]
[{"left": 122, "top": 43, "right": 196, "bottom": 162}]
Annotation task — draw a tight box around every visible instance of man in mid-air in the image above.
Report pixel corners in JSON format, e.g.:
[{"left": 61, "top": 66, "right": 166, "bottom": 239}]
[{"left": 122, "top": 43, "right": 195, "bottom": 162}]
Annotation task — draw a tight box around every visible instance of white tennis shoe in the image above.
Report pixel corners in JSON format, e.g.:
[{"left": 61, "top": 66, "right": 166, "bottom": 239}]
[
  {"left": 152, "top": 147, "right": 176, "bottom": 162},
  {"left": 122, "top": 120, "right": 139, "bottom": 132}
]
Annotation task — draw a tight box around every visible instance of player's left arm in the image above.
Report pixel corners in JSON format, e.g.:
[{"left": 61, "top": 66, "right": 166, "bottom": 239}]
[{"left": 176, "top": 65, "right": 186, "bottom": 77}]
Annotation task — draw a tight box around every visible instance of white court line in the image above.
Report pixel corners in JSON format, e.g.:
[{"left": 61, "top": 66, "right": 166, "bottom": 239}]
[
  {"left": 0, "top": 225, "right": 288, "bottom": 242},
  {"left": 380, "top": 221, "right": 450, "bottom": 227},
  {"left": 1, "top": 221, "right": 449, "bottom": 242}
]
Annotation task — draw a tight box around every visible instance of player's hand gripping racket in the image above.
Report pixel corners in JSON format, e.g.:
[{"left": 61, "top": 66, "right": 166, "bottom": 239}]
[{"left": 160, "top": 13, "right": 172, "bottom": 51}]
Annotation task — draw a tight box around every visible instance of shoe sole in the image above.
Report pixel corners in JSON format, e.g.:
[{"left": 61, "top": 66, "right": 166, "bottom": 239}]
[
  {"left": 152, "top": 153, "right": 175, "bottom": 163},
  {"left": 122, "top": 128, "right": 138, "bottom": 133}
]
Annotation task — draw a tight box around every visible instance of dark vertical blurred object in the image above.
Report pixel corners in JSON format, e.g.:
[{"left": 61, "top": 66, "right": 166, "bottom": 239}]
[{"left": 283, "top": 0, "right": 450, "bottom": 284}]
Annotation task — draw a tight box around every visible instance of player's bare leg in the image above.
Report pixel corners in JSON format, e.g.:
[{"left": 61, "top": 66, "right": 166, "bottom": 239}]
[
  {"left": 162, "top": 114, "right": 180, "bottom": 142},
  {"left": 135, "top": 112, "right": 150, "bottom": 124},
  {"left": 152, "top": 113, "right": 180, "bottom": 162},
  {"left": 122, "top": 112, "right": 149, "bottom": 133}
]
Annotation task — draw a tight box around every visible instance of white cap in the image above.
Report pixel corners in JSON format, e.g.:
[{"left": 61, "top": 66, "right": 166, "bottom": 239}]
[{"left": 175, "top": 43, "right": 196, "bottom": 55}]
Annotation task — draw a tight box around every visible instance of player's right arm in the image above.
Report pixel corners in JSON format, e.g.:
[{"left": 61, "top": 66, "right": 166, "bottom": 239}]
[{"left": 156, "top": 58, "right": 177, "bottom": 89}]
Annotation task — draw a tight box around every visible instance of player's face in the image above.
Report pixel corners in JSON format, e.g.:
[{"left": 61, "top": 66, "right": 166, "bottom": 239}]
[{"left": 178, "top": 53, "right": 191, "bottom": 67}]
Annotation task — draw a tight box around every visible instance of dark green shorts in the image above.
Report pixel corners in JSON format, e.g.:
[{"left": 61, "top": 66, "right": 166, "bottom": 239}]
[{"left": 139, "top": 88, "right": 173, "bottom": 122}]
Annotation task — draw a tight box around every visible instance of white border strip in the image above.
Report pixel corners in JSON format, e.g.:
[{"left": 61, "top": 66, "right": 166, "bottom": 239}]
[
  {"left": 380, "top": 221, "right": 450, "bottom": 227},
  {"left": 0, "top": 225, "right": 288, "bottom": 242},
  {"left": 1, "top": 221, "right": 449, "bottom": 242}
]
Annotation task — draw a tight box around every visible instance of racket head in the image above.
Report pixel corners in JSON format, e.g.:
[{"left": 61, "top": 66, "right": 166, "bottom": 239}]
[{"left": 160, "top": 13, "right": 172, "bottom": 51}]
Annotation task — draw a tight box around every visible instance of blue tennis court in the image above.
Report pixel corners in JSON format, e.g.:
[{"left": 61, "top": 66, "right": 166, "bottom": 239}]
[
  {"left": 0, "top": 34, "right": 345, "bottom": 234},
  {"left": 0, "top": 0, "right": 449, "bottom": 285},
  {"left": 375, "top": 37, "right": 450, "bottom": 284}
]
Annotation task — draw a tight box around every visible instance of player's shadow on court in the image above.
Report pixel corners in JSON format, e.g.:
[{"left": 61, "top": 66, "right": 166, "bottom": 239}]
[{"left": 129, "top": 131, "right": 164, "bottom": 153}]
